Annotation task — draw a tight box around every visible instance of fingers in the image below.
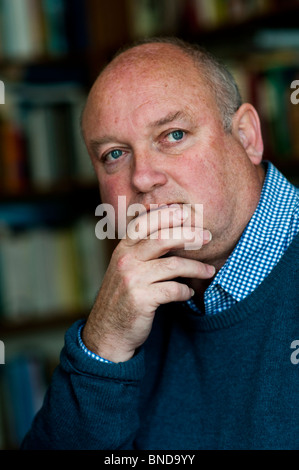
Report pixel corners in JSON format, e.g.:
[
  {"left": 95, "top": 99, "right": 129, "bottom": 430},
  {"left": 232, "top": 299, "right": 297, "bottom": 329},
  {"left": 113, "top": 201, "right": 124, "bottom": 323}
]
[
  {"left": 146, "top": 256, "right": 216, "bottom": 283},
  {"left": 84, "top": 205, "right": 212, "bottom": 361},
  {"left": 125, "top": 204, "right": 201, "bottom": 245},
  {"left": 133, "top": 226, "right": 211, "bottom": 261},
  {"left": 122, "top": 204, "right": 209, "bottom": 260},
  {"left": 115, "top": 254, "right": 215, "bottom": 312},
  {"left": 151, "top": 280, "right": 195, "bottom": 305}
]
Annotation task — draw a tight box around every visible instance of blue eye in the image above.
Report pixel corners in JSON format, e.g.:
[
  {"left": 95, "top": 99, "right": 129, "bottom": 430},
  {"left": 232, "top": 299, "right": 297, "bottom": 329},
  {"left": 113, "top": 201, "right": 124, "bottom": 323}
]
[
  {"left": 167, "top": 130, "right": 185, "bottom": 142},
  {"left": 105, "top": 149, "right": 123, "bottom": 161}
]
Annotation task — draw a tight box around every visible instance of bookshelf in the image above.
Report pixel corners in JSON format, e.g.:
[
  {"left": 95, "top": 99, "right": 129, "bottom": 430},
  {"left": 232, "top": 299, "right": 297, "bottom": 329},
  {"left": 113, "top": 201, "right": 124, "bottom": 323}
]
[
  {"left": 0, "top": 0, "right": 299, "bottom": 450},
  {"left": 0, "top": 0, "right": 120, "bottom": 450}
]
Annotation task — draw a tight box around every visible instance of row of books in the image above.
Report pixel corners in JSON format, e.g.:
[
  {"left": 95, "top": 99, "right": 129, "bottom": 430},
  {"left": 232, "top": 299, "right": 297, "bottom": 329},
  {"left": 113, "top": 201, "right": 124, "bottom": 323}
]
[
  {"left": 0, "top": 0, "right": 88, "bottom": 60},
  {"left": 185, "top": 0, "right": 299, "bottom": 31},
  {"left": 0, "top": 81, "right": 95, "bottom": 193},
  {"left": 127, "top": 0, "right": 183, "bottom": 38},
  {"left": 228, "top": 51, "right": 299, "bottom": 162},
  {"left": 0, "top": 353, "right": 49, "bottom": 448},
  {"left": 0, "top": 0, "right": 184, "bottom": 59},
  {"left": 0, "top": 216, "right": 109, "bottom": 321}
]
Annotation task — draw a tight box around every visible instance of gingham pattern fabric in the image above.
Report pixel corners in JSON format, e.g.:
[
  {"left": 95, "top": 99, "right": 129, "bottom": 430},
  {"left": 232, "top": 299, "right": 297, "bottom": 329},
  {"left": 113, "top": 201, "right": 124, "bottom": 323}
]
[
  {"left": 187, "top": 161, "right": 299, "bottom": 316},
  {"left": 78, "top": 323, "right": 113, "bottom": 363}
]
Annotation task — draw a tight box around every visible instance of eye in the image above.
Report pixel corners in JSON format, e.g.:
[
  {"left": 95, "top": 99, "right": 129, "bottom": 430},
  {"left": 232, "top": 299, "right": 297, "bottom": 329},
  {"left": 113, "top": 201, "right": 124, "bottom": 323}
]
[
  {"left": 103, "top": 149, "right": 124, "bottom": 162},
  {"left": 165, "top": 130, "right": 185, "bottom": 143}
]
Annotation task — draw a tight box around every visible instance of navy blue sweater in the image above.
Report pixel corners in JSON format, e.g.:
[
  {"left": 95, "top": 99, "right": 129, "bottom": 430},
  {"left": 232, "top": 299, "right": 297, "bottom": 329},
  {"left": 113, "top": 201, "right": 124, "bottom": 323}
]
[{"left": 22, "top": 233, "right": 299, "bottom": 450}]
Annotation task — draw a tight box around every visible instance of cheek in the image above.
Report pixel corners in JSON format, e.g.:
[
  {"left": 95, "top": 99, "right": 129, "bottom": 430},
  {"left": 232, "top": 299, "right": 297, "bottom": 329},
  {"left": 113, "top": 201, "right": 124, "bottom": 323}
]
[
  {"left": 178, "top": 149, "right": 222, "bottom": 195},
  {"left": 179, "top": 148, "right": 231, "bottom": 220},
  {"left": 96, "top": 160, "right": 132, "bottom": 199}
]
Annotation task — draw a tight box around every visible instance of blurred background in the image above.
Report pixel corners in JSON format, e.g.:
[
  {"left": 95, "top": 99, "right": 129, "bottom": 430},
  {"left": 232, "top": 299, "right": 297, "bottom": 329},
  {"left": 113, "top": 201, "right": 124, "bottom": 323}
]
[{"left": 0, "top": 0, "right": 299, "bottom": 449}]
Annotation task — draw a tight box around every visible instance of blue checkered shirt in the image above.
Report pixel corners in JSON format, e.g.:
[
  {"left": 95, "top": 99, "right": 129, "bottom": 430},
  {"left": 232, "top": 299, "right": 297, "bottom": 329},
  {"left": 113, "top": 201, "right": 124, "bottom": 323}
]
[{"left": 187, "top": 161, "right": 299, "bottom": 316}]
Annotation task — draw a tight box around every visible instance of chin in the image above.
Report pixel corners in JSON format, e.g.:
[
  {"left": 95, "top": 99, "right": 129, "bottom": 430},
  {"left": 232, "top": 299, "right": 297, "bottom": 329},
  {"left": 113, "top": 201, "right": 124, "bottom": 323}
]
[{"left": 164, "top": 246, "right": 206, "bottom": 260}]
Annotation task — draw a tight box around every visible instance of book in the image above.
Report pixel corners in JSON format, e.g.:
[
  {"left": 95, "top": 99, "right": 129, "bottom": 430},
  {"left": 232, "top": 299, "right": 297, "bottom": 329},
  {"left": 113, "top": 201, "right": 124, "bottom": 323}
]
[
  {"left": 0, "top": 0, "right": 43, "bottom": 59},
  {"left": 0, "top": 120, "right": 27, "bottom": 193},
  {"left": 1, "top": 82, "right": 91, "bottom": 190},
  {"left": 69, "top": 96, "right": 96, "bottom": 181},
  {"left": 226, "top": 52, "right": 299, "bottom": 164},
  {"left": 52, "top": 227, "right": 83, "bottom": 313},
  {"left": 0, "top": 0, "right": 86, "bottom": 59},
  {"left": 75, "top": 217, "right": 110, "bottom": 307},
  {"left": 0, "top": 354, "right": 47, "bottom": 448},
  {"left": 42, "top": 0, "right": 68, "bottom": 56},
  {"left": 189, "top": 0, "right": 274, "bottom": 31},
  {"left": 0, "top": 215, "right": 110, "bottom": 320},
  {"left": 25, "top": 106, "right": 54, "bottom": 187},
  {"left": 0, "top": 231, "right": 33, "bottom": 320}
]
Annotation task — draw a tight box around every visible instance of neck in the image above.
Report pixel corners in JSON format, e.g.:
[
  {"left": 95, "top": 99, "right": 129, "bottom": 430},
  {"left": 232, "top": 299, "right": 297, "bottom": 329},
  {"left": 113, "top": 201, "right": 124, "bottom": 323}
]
[{"left": 191, "top": 164, "right": 266, "bottom": 295}]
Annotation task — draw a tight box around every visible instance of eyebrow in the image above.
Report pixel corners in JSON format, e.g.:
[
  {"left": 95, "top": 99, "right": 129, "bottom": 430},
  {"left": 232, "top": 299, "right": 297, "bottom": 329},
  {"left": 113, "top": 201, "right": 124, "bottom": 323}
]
[
  {"left": 149, "top": 110, "right": 189, "bottom": 128},
  {"left": 89, "top": 110, "right": 190, "bottom": 153},
  {"left": 90, "top": 135, "right": 118, "bottom": 154}
]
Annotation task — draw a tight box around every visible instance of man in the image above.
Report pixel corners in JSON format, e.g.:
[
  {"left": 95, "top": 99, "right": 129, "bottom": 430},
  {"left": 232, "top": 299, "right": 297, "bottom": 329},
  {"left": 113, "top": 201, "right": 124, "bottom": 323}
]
[{"left": 22, "top": 38, "right": 299, "bottom": 450}]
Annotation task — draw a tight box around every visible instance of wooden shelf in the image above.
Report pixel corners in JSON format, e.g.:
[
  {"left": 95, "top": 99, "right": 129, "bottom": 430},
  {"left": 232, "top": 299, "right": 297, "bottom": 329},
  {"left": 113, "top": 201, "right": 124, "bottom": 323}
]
[
  {"left": 180, "top": 2, "right": 299, "bottom": 61},
  {"left": 0, "top": 310, "right": 86, "bottom": 337},
  {"left": 0, "top": 179, "right": 99, "bottom": 204},
  {"left": 184, "top": 1, "right": 299, "bottom": 36}
]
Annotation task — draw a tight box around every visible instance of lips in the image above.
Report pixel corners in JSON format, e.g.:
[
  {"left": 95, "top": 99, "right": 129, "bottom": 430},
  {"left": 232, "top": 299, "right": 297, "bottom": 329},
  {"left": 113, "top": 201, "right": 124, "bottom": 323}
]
[
  {"left": 144, "top": 202, "right": 184, "bottom": 213},
  {"left": 127, "top": 202, "right": 187, "bottom": 222}
]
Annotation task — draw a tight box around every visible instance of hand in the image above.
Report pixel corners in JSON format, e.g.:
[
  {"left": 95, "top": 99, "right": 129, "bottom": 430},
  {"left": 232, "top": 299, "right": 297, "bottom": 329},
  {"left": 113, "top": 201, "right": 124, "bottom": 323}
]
[{"left": 82, "top": 206, "right": 215, "bottom": 362}]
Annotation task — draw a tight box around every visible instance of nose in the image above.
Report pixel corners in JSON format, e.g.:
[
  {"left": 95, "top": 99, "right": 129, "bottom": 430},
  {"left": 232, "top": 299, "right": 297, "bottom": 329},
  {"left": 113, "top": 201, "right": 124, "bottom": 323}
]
[{"left": 131, "top": 150, "right": 168, "bottom": 194}]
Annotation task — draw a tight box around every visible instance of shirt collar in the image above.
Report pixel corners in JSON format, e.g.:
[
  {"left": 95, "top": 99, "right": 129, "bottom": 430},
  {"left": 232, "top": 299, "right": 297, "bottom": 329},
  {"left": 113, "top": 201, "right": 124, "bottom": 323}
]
[{"left": 206, "top": 161, "right": 299, "bottom": 303}]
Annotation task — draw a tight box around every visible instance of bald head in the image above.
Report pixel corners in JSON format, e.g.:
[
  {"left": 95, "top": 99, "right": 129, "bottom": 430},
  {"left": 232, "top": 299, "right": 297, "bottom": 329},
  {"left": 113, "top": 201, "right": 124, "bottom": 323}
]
[
  {"left": 101, "top": 41, "right": 193, "bottom": 80},
  {"left": 82, "top": 39, "right": 242, "bottom": 137},
  {"left": 82, "top": 42, "right": 200, "bottom": 134}
]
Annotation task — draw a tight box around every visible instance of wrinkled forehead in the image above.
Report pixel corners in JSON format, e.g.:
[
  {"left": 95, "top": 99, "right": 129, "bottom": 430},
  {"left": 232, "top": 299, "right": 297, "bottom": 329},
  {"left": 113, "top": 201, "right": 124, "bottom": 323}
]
[{"left": 82, "top": 45, "right": 214, "bottom": 133}]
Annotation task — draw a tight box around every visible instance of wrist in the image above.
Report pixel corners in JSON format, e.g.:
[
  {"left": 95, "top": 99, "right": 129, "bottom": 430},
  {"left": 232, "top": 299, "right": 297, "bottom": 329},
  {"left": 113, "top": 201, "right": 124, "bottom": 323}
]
[
  {"left": 81, "top": 323, "right": 135, "bottom": 363},
  {"left": 78, "top": 324, "right": 114, "bottom": 363}
]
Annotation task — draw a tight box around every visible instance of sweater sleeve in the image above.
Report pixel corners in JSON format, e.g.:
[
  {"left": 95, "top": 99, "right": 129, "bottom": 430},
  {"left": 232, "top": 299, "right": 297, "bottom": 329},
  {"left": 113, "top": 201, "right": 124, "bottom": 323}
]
[{"left": 21, "top": 320, "right": 145, "bottom": 450}]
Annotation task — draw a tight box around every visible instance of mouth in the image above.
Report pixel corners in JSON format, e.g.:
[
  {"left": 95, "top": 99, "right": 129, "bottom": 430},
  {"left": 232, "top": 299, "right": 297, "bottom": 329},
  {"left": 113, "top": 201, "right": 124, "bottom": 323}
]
[
  {"left": 143, "top": 202, "right": 184, "bottom": 215},
  {"left": 126, "top": 203, "right": 185, "bottom": 225},
  {"left": 128, "top": 202, "right": 195, "bottom": 224}
]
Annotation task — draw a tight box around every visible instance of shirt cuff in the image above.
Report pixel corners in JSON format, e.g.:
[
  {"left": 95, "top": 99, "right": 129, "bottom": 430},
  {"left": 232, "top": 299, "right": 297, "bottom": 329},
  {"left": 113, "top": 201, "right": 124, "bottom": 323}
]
[{"left": 77, "top": 323, "right": 114, "bottom": 364}]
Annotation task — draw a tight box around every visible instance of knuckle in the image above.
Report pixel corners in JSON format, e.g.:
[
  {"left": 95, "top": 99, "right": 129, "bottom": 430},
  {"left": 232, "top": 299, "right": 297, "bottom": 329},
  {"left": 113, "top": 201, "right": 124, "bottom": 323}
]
[
  {"left": 164, "top": 256, "right": 180, "bottom": 272},
  {"left": 166, "top": 282, "right": 181, "bottom": 299},
  {"left": 171, "top": 282, "right": 189, "bottom": 300},
  {"left": 172, "top": 282, "right": 182, "bottom": 297},
  {"left": 161, "top": 286, "right": 174, "bottom": 302},
  {"left": 116, "top": 253, "right": 131, "bottom": 271},
  {"left": 130, "top": 288, "right": 143, "bottom": 309},
  {"left": 122, "top": 272, "right": 135, "bottom": 289}
]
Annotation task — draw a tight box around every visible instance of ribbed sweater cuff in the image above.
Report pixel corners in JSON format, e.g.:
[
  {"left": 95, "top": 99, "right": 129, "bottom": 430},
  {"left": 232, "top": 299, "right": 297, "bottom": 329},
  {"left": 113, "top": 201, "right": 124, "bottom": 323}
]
[{"left": 61, "top": 320, "right": 146, "bottom": 382}]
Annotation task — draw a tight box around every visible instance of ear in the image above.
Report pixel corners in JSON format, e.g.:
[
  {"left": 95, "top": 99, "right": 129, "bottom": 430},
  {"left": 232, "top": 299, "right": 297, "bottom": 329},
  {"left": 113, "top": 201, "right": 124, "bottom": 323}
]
[{"left": 231, "top": 103, "right": 264, "bottom": 165}]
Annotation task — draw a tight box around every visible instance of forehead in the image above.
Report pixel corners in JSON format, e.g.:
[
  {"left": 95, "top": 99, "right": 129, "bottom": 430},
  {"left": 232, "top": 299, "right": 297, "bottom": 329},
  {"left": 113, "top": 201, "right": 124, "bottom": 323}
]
[{"left": 82, "top": 45, "right": 217, "bottom": 135}]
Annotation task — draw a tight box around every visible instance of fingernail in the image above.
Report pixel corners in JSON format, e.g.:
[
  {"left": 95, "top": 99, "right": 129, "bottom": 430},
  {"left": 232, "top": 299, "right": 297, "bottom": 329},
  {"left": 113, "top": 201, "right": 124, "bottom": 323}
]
[
  {"left": 203, "top": 230, "right": 212, "bottom": 243},
  {"left": 207, "top": 265, "right": 216, "bottom": 276}
]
